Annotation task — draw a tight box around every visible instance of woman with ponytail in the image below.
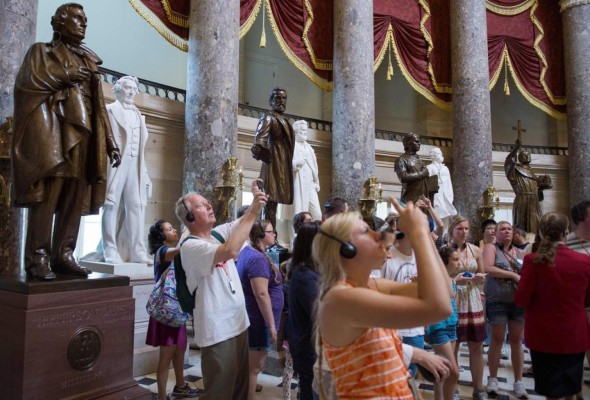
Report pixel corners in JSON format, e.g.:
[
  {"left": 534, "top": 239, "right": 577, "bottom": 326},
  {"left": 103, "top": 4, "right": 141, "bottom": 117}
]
[{"left": 515, "top": 212, "right": 590, "bottom": 400}]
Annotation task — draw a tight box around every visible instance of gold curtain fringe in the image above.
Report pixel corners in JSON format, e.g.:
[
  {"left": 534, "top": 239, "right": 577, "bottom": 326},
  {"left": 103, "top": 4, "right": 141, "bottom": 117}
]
[
  {"left": 387, "top": 40, "right": 394, "bottom": 80},
  {"left": 260, "top": 0, "right": 267, "bottom": 47},
  {"left": 128, "top": 0, "right": 188, "bottom": 51},
  {"left": 240, "top": 0, "right": 263, "bottom": 39},
  {"left": 486, "top": 0, "right": 535, "bottom": 15},
  {"left": 529, "top": 2, "right": 567, "bottom": 106},
  {"left": 161, "top": 0, "right": 189, "bottom": 28},
  {"left": 504, "top": 55, "right": 510, "bottom": 95},
  {"left": 418, "top": 0, "right": 452, "bottom": 94},
  {"left": 504, "top": 51, "right": 566, "bottom": 121},
  {"left": 302, "top": 0, "right": 333, "bottom": 71},
  {"left": 264, "top": 0, "right": 333, "bottom": 91},
  {"left": 389, "top": 26, "right": 451, "bottom": 111}
]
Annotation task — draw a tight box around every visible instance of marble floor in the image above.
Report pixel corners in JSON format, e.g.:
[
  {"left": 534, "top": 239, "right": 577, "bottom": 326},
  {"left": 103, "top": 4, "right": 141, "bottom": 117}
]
[{"left": 136, "top": 343, "right": 590, "bottom": 399}]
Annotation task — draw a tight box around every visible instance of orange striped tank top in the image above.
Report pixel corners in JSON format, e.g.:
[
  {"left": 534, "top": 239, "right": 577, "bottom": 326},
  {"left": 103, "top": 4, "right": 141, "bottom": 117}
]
[{"left": 322, "top": 287, "right": 413, "bottom": 399}]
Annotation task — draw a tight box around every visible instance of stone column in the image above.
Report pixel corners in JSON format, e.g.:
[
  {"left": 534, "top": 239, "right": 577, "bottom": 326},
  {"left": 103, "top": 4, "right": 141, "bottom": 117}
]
[
  {"left": 332, "top": 1, "right": 375, "bottom": 207},
  {"left": 184, "top": 0, "right": 239, "bottom": 200},
  {"left": 0, "top": 0, "right": 38, "bottom": 274},
  {"left": 560, "top": 0, "right": 590, "bottom": 206},
  {"left": 450, "top": 0, "right": 493, "bottom": 232}
]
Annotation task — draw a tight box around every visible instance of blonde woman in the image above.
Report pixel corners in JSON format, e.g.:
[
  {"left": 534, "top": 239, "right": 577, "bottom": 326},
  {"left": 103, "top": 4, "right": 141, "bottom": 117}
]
[{"left": 314, "top": 198, "right": 453, "bottom": 398}]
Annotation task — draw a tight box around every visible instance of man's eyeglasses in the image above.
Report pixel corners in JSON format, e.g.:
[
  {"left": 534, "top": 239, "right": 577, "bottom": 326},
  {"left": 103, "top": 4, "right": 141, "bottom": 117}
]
[{"left": 264, "top": 230, "right": 277, "bottom": 235}]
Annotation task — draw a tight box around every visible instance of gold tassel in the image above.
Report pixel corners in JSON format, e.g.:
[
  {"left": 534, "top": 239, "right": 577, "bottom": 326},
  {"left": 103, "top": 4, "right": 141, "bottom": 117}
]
[
  {"left": 260, "top": 1, "right": 267, "bottom": 48},
  {"left": 503, "top": 55, "right": 510, "bottom": 95},
  {"left": 386, "top": 41, "right": 394, "bottom": 80}
]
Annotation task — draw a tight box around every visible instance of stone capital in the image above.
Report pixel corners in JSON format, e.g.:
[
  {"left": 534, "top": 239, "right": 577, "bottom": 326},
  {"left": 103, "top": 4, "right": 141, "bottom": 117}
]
[{"left": 559, "top": 0, "right": 590, "bottom": 13}]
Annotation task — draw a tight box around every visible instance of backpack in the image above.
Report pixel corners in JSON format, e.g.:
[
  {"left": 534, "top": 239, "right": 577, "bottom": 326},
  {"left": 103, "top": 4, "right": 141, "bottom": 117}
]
[{"left": 174, "top": 231, "right": 225, "bottom": 314}]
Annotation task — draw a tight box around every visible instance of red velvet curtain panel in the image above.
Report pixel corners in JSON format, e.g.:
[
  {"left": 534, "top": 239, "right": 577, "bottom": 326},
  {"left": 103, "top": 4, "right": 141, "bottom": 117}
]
[
  {"left": 131, "top": 0, "right": 566, "bottom": 119},
  {"left": 130, "top": 0, "right": 263, "bottom": 50},
  {"left": 373, "top": 1, "right": 452, "bottom": 109},
  {"left": 265, "top": 0, "right": 332, "bottom": 89},
  {"left": 487, "top": 0, "right": 565, "bottom": 119}
]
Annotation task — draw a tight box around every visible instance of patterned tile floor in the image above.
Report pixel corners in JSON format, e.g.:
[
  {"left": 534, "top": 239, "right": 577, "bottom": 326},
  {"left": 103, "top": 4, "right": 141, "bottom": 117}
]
[{"left": 136, "top": 343, "right": 590, "bottom": 399}]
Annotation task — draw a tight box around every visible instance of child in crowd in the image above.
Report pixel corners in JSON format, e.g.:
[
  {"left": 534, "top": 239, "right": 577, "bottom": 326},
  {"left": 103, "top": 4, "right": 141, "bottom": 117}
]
[
  {"left": 426, "top": 246, "right": 465, "bottom": 400},
  {"left": 145, "top": 220, "right": 200, "bottom": 400}
]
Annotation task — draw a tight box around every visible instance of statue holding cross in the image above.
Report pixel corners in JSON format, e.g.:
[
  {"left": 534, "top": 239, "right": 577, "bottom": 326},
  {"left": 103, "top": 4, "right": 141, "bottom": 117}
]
[
  {"left": 504, "top": 120, "right": 552, "bottom": 234},
  {"left": 513, "top": 119, "right": 526, "bottom": 141}
]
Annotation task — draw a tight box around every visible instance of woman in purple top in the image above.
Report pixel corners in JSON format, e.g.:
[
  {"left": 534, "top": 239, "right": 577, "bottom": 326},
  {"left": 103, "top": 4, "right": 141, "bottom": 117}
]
[
  {"left": 145, "top": 220, "right": 200, "bottom": 400},
  {"left": 237, "top": 219, "right": 284, "bottom": 400}
]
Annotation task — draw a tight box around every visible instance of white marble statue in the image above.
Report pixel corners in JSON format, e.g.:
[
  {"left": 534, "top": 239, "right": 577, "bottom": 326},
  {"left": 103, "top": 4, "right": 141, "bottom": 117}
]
[
  {"left": 102, "top": 76, "right": 152, "bottom": 264},
  {"left": 426, "top": 147, "right": 457, "bottom": 219},
  {"left": 290, "top": 120, "right": 322, "bottom": 220}
]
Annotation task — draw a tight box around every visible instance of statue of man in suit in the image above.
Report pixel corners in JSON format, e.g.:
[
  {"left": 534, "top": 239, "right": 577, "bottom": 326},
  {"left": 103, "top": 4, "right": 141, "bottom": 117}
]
[
  {"left": 102, "top": 76, "right": 152, "bottom": 264},
  {"left": 251, "top": 87, "right": 295, "bottom": 228},
  {"left": 12, "top": 3, "right": 121, "bottom": 279}
]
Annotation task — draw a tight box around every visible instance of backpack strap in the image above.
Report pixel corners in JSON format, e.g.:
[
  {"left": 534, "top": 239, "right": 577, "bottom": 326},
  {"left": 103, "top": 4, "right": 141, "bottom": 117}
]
[{"left": 211, "top": 230, "right": 225, "bottom": 244}]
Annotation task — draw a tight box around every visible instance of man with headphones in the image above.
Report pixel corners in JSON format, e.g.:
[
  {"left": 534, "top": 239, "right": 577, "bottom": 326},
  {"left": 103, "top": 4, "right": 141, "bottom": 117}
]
[{"left": 174, "top": 180, "right": 267, "bottom": 400}]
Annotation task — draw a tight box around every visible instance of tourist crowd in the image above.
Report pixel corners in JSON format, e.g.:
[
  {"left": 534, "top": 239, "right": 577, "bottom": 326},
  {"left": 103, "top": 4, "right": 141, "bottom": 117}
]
[{"left": 147, "top": 183, "right": 590, "bottom": 400}]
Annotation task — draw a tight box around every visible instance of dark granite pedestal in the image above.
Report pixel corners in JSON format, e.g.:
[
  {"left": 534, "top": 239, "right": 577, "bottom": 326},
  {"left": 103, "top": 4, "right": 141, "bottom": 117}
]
[{"left": 0, "top": 271, "right": 151, "bottom": 400}]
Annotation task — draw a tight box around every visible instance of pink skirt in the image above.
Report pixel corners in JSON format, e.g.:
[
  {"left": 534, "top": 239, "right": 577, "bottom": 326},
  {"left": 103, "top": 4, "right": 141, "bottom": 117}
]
[{"left": 145, "top": 317, "right": 188, "bottom": 348}]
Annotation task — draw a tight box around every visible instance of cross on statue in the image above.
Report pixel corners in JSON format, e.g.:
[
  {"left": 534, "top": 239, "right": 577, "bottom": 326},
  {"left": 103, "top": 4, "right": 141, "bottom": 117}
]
[{"left": 512, "top": 120, "right": 527, "bottom": 141}]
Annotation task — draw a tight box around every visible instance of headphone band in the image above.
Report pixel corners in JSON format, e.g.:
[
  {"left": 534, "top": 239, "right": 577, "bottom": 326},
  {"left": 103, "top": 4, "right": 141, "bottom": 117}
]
[{"left": 318, "top": 229, "right": 357, "bottom": 259}]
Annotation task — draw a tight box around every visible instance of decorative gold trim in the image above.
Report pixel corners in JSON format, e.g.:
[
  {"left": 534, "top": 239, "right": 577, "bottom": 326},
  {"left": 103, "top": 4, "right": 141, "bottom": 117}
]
[
  {"left": 264, "top": 0, "right": 333, "bottom": 91},
  {"left": 373, "top": 25, "right": 393, "bottom": 73},
  {"left": 486, "top": 0, "right": 535, "bottom": 15},
  {"left": 302, "top": 0, "right": 333, "bottom": 71},
  {"left": 489, "top": 46, "right": 508, "bottom": 90},
  {"left": 240, "top": 0, "right": 263, "bottom": 39},
  {"left": 160, "top": 0, "right": 189, "bottom": 28},
  {"left": 128, "top": 0, "right": 188, "bottom": 51},
  {"left": 530, "top": 2, "right": 566, "bottom": 105},
  {"left": 505, "top": 51, "right": 567, "bottom": 121},
  {"left": 418, "top": 0, "right": 453, "bottom": 94},
  {"left": 376, "top": 25, "right": 452, "bottom": 111}
]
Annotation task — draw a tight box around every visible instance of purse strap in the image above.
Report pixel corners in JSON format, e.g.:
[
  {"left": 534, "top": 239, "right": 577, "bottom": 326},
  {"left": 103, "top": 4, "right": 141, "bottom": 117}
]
[{"left": 156, "top": 266, "right": 171, "bottom": 286}]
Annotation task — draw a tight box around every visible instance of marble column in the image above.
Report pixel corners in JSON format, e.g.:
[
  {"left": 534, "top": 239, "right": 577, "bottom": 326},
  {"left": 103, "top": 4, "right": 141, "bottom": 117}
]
[
  {"left": 0, "top": 0, "right": 38, "bottom": 274},
  {"left": 450, "top": 0, "right": 493, "bottom": 233},
  {"left": 560, "top": 0, "right": 590, "bottom": 206},
  {"left": 184, "top": 0, "right": 239, "bottom": 200},
  {"left": 332, "top": 1, "right": 375, "bottom": 208}
]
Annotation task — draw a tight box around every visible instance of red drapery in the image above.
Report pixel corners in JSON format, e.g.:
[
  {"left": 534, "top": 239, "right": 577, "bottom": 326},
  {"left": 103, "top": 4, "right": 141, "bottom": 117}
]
[
  {"left": 130, "top": 0, "right": 566, "bottom": 120},
  {"left": 128, "top": 0, "right": 263, "bottom": 51}
]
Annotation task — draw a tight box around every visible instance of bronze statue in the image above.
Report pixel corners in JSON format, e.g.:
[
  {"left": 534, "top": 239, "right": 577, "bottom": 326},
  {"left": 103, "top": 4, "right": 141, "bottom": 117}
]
[
  {"left": 394, "top": 133, "right": 434, "bottom": 203},
  {"left": 504, "top": 137, "right": 552, "bottom": 235},
  {"left": 251, "top": 87, "right": 295, "bottom": 227},
  {"left": 12, "top": 3, "right": 121, "bottom": 280}
]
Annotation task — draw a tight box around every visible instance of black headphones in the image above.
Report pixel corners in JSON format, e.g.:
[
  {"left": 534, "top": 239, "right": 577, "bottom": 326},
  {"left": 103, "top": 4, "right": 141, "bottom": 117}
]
[
  {"left": 318, "top": 229, "right": 357, "bottom": 259},
  {"left": 182, "top": 198, "right": 195, "bottom": 223}
]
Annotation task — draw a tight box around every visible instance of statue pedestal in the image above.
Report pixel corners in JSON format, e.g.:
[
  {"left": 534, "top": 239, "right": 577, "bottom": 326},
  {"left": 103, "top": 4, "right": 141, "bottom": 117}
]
[
  {"left": 79, "top": 260, "right": 162, "bottom": 376},
  {"left": 0, "top": 271, "right": 150, "bottom": 400}
]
